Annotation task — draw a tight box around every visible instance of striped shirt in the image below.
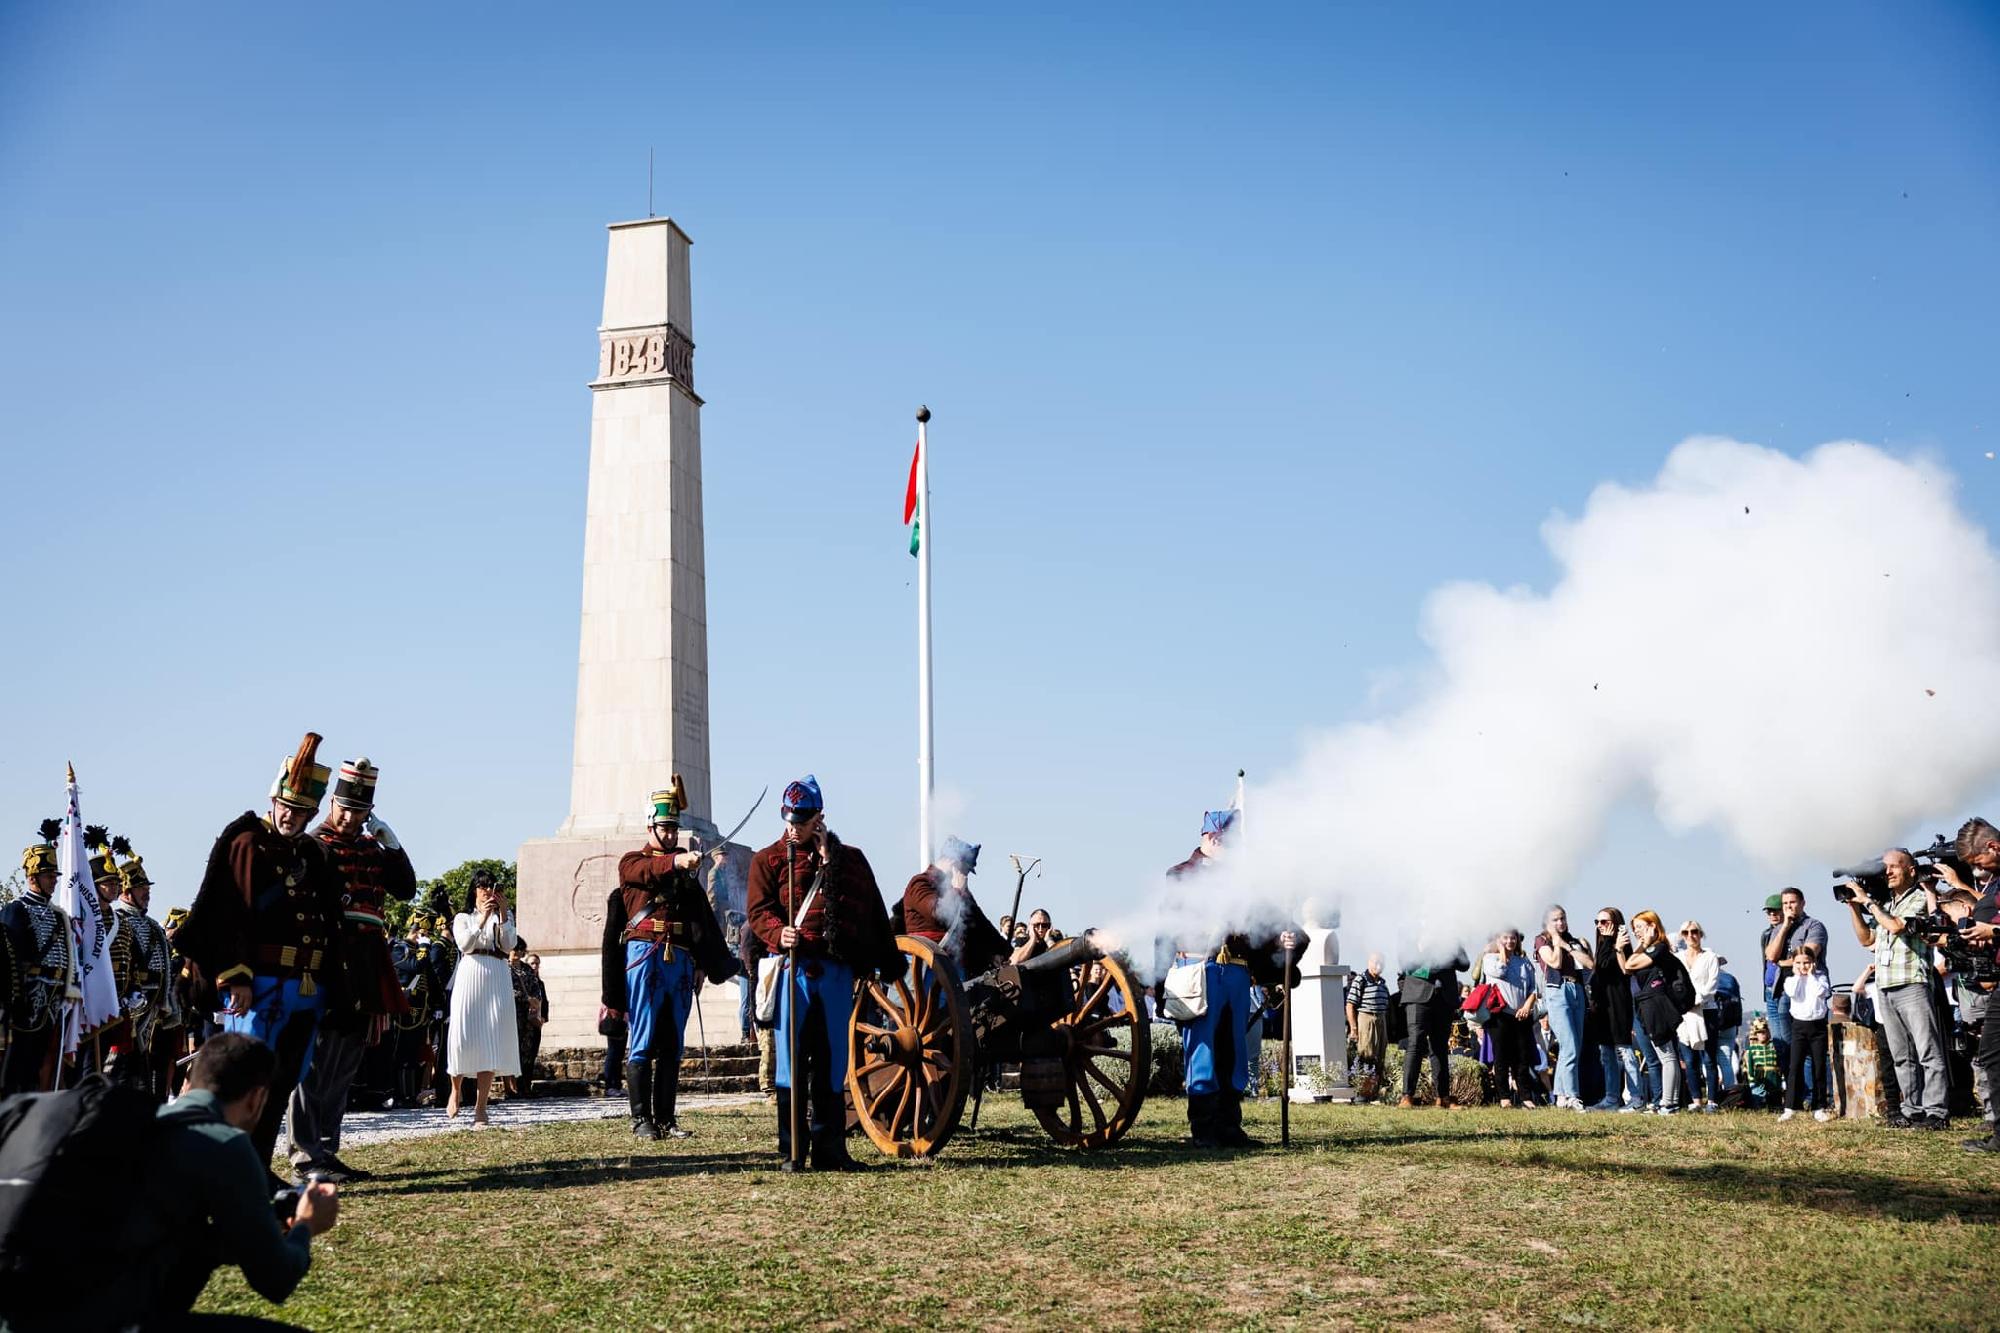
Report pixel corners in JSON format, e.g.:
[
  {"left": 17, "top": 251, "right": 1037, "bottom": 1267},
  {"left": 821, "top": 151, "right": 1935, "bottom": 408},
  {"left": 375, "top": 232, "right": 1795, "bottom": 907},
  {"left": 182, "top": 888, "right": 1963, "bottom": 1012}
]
[{"left": 1344, "top": 969, "right": 1392, "bottom": 1013}]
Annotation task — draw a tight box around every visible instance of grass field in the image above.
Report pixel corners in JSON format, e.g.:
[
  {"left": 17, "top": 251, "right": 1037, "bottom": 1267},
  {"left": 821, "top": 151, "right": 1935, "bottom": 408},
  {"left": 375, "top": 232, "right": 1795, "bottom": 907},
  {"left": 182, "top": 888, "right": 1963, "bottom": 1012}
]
[{"left": 201, "top": 1098, "right": 1997, "bottom": 1330}]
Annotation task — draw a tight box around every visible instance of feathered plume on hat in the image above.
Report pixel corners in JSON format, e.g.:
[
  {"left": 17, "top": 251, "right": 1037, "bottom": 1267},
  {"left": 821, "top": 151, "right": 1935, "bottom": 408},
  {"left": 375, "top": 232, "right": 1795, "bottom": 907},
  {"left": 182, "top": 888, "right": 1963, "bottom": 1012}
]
[
  {"left": 117, "top": 836, "right": 152, "bottom": 892},
  {"left": 20, "top": 819, "right": 61, "bottom": 877},
  {"left": 86, "top": 825, "right": 119, "bottom": 884},
  {"left": 271, "top": 732, "right": 331, "bottom": 811},
  {"left": 649, "top": 774, "right": 690, "bottom": 825}
]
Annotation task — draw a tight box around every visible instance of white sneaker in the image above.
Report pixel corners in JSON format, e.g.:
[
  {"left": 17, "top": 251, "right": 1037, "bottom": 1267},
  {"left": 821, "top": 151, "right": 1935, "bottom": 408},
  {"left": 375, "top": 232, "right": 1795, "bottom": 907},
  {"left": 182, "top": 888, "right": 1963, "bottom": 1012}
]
[
  {"left": 1813, "top": 1109, "right": 1832, "bottom": 1122},
  {"left": 1618, "top": 1104, "right": 1639, "bottom": 1113},
  {"left": 1655, "top": 1106, "right": 1676, "bottom": 1116},
  {"left": 1778, "top": 1108, "right": 1796, "bottom": 1122}
]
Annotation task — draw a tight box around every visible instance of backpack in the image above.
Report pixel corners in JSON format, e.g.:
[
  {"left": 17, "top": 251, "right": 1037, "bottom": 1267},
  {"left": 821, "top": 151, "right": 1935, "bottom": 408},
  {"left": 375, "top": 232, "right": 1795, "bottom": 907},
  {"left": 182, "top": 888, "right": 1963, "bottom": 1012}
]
[
  {"left": 1714, "top": 973, "right": 1744, "bottom": 1031},
  {"left": 0, "top": 1073, "right": 160, "bottom": 1319},
  {"left": 1659, "top": 951, "right": 1699, "bottom": 1015}
]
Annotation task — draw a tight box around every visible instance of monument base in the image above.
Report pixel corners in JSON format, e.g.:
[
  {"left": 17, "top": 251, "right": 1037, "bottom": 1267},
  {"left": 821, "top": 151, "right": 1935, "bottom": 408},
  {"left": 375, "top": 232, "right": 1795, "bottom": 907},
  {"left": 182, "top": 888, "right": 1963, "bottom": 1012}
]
[{"left": 517, "top": 833, "right": 748, "bottom": 1053}]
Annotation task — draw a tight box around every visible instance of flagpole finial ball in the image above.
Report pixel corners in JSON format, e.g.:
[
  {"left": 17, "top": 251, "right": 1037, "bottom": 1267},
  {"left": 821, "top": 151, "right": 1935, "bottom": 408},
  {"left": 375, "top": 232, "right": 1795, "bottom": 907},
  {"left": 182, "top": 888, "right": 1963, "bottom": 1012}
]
[{"left": 916, "top": 405, "right": 931, "bottom": 424}]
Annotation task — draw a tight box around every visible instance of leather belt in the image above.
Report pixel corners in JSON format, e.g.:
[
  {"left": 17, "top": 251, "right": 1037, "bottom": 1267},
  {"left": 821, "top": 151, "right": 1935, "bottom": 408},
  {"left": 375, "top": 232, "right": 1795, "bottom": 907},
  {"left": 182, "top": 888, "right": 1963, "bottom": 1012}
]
[{"left": 470, "top": 948, "right": 507, "bottom": 959}]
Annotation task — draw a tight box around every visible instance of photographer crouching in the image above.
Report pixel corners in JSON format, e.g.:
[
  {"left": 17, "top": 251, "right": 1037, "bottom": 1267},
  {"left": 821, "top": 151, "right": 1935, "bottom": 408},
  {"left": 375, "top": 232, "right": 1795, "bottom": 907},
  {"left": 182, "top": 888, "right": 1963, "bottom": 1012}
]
[
  {"left": 1838, "top": 849, "right": 1950, "bottom": 1130},
  {"left": 141, "top": 1034, "right": 340, "bottom": 1324}
]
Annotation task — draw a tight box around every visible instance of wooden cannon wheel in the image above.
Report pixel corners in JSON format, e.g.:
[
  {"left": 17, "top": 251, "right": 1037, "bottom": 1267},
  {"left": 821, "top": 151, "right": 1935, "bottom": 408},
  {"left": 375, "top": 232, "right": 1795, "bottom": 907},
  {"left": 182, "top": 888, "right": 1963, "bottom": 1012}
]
[
  {"left": 846, "top": 935, "right": 973, "bottom": 1158},
  {"left": 1034, "top": 952, "right": 1151, "bottom": 1149}
]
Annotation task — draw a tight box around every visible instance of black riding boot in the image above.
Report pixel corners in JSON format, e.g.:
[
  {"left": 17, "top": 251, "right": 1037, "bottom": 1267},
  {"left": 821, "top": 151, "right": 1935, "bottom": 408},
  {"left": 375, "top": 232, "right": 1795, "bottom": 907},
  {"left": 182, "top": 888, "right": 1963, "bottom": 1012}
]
[
  {"left": 808, "top": 1078, "right": 858, "bottom": 1171},
  {"left": 1187, "top": 1092, "right": 1222, "bottom": 1147},
  {"left": 626, "top": 1060, "right": 658, "bottom": 1139},
  {"left": 655, "top": 1053, "right": 690, "bottom": 1138},
  {"left": 1217, "top": 1088, "right": 1256, "bottom": 1147}
]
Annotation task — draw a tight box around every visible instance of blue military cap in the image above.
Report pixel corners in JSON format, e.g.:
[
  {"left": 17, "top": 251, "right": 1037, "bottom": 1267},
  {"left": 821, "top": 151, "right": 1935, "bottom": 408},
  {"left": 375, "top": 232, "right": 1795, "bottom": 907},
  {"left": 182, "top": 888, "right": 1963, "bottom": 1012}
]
[
  {"left": 939, "top": 836, "right": 979, "bottom": 873},
  {"left": 1201, "top": 809, "right": 1238, "bottom": 839},
  {"left": 781, "top": 774, "right": 824, "bottom": 822}
]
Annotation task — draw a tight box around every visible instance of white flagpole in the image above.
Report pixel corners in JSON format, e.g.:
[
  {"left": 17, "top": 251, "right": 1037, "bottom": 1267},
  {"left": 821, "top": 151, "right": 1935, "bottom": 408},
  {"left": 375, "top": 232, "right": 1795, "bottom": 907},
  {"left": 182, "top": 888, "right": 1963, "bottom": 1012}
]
[{"left": 916, "top": 405, "right": 935, "bottom": 869}]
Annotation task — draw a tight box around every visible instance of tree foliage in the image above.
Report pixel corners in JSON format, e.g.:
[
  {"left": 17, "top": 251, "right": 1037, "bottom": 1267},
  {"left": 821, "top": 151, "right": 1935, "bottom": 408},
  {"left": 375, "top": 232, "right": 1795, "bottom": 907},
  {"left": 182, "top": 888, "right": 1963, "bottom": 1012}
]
[{"left": 385, "top": 858, "right": 517, "bottom": 937}]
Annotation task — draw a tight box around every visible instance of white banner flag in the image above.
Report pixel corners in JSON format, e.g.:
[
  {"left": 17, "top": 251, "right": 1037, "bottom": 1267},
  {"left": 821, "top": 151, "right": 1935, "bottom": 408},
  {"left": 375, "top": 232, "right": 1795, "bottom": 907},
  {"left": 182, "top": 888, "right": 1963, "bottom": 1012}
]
[{"left": 54, "top": 767, "right": 120, "bottom": 1059}]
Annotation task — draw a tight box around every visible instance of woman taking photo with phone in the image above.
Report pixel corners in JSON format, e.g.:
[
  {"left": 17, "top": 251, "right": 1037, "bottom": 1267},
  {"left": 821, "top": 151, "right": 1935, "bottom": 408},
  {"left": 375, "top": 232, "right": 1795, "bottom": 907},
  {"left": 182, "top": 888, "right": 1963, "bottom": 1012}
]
[
  {"left": 445, "top": 869, "right": 521, "bottom": 1127},
  {"left": 1614, "top": 909, "right": 1685, "bottom": 1116}
]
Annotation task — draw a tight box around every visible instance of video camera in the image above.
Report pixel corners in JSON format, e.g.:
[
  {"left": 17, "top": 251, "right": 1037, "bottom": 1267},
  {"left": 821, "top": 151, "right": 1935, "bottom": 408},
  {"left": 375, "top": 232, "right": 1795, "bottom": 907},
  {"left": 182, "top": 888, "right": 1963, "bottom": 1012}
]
[{"left": 1831, "top": 834, "right": 1970, "bottom": 905}]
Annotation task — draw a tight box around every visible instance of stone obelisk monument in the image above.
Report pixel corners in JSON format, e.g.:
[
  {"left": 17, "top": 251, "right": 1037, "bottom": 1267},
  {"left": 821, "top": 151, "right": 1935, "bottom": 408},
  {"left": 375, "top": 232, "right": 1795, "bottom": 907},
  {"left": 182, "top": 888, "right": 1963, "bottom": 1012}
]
[{"left": 518, "top": 216, "right": 717, "bottom": 1049}]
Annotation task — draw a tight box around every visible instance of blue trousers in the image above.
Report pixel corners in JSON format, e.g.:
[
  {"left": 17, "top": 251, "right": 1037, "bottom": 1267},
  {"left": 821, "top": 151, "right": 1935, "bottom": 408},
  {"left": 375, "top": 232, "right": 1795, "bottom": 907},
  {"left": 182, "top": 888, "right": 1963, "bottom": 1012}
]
[
  {"left": 223, "top": 974, "right": 325, "bottom": 1168},
  {"left": 625, "top": 942, "right": 694, "bottom": 1061},
  {"left": 775, "top": 958, "right": 854, "bottom": 1092},
  {"left": 1181, "top": 961, "right": 1252, "bottom": 1096},
  {"left": 224, "top": 975, "right": 326, "bottom": 1084}
]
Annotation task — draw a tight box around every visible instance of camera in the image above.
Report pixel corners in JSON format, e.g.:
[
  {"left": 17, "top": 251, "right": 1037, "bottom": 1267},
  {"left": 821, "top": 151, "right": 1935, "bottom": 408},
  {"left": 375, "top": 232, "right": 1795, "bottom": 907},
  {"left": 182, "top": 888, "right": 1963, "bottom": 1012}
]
[
  {"left": 1830, "top": 877, "right": 1889, "bottom": 907},
  {"left": 1901, "top": 910, "right": 2000, "bottom": 987},
  {"left": 271, "top": 1186, "right": 301, "bottom": 1227}
]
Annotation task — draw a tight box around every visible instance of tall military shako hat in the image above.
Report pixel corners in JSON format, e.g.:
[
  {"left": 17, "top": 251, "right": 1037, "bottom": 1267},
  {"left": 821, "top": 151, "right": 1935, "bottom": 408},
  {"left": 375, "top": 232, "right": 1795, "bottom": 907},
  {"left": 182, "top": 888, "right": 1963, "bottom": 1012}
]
[
  {"left": 332, "top": 757, "right": 379, "bottom": 811},
  {"left": 119, "top": 842, "right": 153, "bottom": 893},
  {"left": 85, "top": 826, "right": 123, "bottom": 887},
  {"left": 649, "top": 775, "right": 689, "bottom": 826},
  {"left": 22, "top": 818, "right": 59, "bottom": 878},
  {"left": 781, "top": 774, "right": 824, "bottom": 824},
  {"left": 271, "top": 731, "right": 331, "bottom": 811}
]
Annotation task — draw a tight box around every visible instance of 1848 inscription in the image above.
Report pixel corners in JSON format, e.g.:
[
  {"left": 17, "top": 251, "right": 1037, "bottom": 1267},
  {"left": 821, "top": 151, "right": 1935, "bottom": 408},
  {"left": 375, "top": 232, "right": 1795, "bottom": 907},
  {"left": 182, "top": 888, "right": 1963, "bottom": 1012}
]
[{"left": 597, "top": 323, "right": 695, "bottom": 390}]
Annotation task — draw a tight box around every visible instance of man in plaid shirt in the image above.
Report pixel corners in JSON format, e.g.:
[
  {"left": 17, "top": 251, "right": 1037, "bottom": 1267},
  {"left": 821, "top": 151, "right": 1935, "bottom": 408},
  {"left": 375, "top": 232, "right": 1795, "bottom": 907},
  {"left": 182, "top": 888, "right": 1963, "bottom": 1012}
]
[{"left": 1843, "top": 848, "right": 1949, "bottom": 1129}]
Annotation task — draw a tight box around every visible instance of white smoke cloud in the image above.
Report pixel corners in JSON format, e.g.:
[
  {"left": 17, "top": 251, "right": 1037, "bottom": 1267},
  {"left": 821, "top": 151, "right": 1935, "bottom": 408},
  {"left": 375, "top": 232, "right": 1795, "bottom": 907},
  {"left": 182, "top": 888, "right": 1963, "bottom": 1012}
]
[{"left": 1105, "top": 437, "right": 2000, "bottom": 971}]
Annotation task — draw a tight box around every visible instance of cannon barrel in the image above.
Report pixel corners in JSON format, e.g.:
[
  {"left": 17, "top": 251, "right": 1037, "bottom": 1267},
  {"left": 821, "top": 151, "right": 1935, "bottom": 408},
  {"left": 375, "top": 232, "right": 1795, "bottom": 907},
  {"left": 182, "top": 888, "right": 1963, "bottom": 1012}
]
[{"left": 1014, "top": 930, "right": 1106, "bottom": 975}]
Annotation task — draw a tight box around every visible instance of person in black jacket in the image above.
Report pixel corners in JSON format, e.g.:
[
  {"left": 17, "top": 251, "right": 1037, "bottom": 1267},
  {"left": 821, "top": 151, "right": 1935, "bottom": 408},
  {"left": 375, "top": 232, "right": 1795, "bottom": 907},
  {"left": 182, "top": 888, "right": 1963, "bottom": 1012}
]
[
  {"left": 1585, "top": 907, "right": 1650, "bottom": 1112},
  {"left": 1397, "top": 950, "right": 1468, "bottom": 1107}
]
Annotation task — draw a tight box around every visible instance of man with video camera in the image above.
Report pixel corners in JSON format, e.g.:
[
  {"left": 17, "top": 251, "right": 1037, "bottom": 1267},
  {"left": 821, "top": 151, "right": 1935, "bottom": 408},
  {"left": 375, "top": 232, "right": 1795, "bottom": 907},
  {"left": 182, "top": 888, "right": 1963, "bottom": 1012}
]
[
  {"left": 1840, "top": 849, "right": 1950, "bottom": 1129},
  {"left": 1944, "top": 818, "right": 2000, "bottom": 1152}
]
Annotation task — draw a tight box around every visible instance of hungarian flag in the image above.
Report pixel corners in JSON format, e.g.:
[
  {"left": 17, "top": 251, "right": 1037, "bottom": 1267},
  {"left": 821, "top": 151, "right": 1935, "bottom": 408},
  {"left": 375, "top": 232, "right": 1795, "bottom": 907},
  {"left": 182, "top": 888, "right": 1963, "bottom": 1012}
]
[{"left": 902, "top": 439, "right": 921, "bottom": 557}]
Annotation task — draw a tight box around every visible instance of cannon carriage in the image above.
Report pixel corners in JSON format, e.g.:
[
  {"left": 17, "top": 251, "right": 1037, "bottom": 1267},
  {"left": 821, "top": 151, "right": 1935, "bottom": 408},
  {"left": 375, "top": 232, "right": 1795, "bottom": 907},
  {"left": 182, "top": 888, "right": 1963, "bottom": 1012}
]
[{"left": 845, "top": 931, "right": 1151, "bottom": 1158}]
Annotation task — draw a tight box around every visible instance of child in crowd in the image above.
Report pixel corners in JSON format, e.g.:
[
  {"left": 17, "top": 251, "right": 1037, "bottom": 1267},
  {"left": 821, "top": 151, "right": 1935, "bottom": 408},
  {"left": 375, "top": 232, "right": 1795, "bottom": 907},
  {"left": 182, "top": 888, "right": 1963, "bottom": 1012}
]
[
  {"left": 1780, "top": 946, "right": 1832, "bottom": 1123},
  {"left": 1744, "top": 1016, "right": 1780, "bottom": 1109}
]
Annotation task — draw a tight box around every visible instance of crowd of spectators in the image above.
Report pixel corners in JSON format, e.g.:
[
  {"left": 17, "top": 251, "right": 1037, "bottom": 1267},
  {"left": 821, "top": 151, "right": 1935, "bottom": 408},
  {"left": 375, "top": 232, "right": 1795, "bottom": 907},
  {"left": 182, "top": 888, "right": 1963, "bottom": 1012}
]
[{"left": 1340, "top": 817, "right": 2000, "bottom": 1145}]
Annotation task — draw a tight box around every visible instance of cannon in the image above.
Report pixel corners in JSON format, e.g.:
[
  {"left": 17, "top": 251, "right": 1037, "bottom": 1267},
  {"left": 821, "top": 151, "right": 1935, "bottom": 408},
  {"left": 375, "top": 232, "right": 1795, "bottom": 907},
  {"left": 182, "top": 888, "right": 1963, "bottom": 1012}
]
[{"left": 845, "top": 930, "right": 1151, "bottom": 1158}]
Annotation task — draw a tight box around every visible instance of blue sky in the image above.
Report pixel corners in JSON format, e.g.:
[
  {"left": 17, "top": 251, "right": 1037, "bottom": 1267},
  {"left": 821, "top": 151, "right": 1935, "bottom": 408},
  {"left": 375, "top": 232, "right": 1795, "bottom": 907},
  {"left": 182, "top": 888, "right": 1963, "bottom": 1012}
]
[{"left": 3, "top": 2, "right": 1997, "bottom": 981}]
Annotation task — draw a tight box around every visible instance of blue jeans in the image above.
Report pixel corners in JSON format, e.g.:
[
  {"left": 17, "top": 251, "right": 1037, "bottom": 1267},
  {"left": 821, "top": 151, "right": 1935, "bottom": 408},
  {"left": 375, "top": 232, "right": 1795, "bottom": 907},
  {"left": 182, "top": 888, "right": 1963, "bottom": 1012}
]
[
  {"left": 736, "top": 973, "right": 755, "bottom": 1040},
  {"left": 1765, "top": 993, "right": 1792, "bottom": 1082},
  {"left": 1629, "top": 1011, "right": 1661, "bottom": 1105},
  {"left": 1541, "top": 980, "right": 1586, "bottom": 1102}
]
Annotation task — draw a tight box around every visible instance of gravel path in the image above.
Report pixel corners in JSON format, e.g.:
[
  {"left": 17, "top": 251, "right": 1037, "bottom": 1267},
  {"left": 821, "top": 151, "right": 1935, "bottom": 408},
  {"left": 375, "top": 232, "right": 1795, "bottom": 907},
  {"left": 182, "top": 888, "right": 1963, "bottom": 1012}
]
[{"left": 335, "top": 1091, "right": 764, "bottom": 1148}]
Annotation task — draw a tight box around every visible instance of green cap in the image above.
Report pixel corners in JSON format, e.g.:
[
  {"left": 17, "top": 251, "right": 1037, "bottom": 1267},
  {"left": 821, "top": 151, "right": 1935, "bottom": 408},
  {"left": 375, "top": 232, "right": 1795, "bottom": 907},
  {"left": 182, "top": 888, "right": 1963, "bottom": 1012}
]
[{"left": 1763, "top": 894, "right": 1783, "bottom": 911}]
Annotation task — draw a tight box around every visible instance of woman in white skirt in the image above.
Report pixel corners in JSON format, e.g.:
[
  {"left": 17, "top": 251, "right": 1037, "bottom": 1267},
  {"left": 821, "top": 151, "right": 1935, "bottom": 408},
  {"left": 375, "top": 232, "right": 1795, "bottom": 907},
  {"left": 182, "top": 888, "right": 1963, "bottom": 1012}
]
[{"left": 446, "top": 869, "right": 521, "bottom": 1126}]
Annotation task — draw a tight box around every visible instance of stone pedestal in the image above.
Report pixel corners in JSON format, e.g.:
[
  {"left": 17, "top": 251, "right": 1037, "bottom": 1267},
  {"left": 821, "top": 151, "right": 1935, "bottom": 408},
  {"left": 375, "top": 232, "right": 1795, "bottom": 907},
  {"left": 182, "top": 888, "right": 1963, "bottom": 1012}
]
[
  {"left": 1287, "top": 923, "right": 1352, "bottom": 1103},
  {"left": 518, "top": 216, "right": 722, "bottom": 1054},
  {"left": 1832, "top": 1020, "right": 1888, "bottom": 1120}
]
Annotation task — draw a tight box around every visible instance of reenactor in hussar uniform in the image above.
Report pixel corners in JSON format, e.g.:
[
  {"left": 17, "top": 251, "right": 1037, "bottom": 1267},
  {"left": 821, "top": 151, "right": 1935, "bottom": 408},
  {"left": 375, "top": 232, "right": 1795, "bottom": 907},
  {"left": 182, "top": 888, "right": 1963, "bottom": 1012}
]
[
  {"left": 898, "top": 835, "right": 1010, "bottom": 977},
  {"left": 175, "top": 732, "right": 344, "bottom": 1176},
  {"left": 285, "top": 756, "right": 416, "bottom": 1183},
  {"left": 1164, "top": 809, "right": 1301, "bottom": 1149},
  {"left": 0, "top": 827, "right": 74, "bottom": 1094},
  {"left": 602, "top": 778, "right": 738, "bottom": 1140},
  {"left": 747, "top": 775, "right": 900, "bottom": 1172},
  {"left": 110, "top": 844, "right": 178, "bottom": 1100},
  {"left": 83, "top": 827, "right": 133, "bottom": 1074}
]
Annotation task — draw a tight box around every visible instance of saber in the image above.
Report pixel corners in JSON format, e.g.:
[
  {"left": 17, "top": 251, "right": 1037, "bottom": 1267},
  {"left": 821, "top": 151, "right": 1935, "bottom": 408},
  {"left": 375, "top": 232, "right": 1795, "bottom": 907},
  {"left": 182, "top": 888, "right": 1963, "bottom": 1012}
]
[
  {"left": 694, "top": 981, "right": 710, "bottom": 1073},
  {"left": 717, "top": 786, "right": 769, "bottom": 850}
]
